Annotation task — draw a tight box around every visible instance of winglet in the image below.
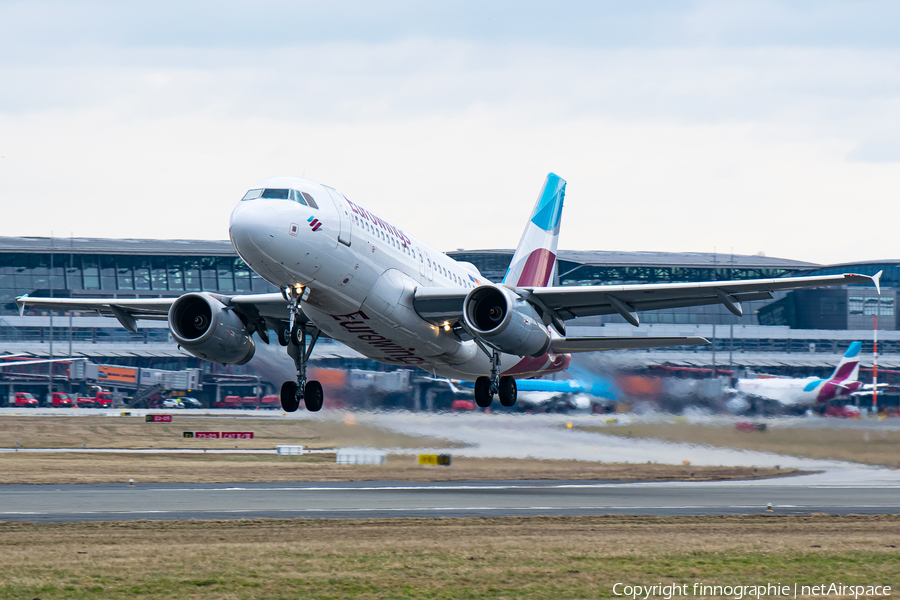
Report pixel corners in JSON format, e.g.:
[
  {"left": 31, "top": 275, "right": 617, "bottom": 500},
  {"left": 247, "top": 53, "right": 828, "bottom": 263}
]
[
  {"left": 15, "top": 294, "right": 27, "bottom": 317},
  {"left": 873, "top": 270, "right": 882, "bottom": 295}
]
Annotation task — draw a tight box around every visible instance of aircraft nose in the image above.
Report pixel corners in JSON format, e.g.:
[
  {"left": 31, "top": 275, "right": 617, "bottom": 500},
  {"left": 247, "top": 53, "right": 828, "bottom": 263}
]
[{"left": 229, "top": 201, "right": 278, "bottom": 253}]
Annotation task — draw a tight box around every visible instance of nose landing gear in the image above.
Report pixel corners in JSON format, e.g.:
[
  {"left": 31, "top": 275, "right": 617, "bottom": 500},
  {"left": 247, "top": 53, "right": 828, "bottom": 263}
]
[{"left": 280, "top": 287, "right": 323, "bottom": 412}]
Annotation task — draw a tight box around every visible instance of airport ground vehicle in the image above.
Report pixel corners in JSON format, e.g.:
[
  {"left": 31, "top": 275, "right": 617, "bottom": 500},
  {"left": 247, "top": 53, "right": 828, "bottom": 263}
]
[
  {"left": 212, "top": 396, "right": 243, "bottom": 409},
  {"left": 450, "top": 399, "right": 476, "bottom": 411},
  {"left": 824, "top": 405, "right": 863, "bottom": 418},
  {"left": 147, "top": 397, "right": 180, "bottom": 409},
  {"left": 179, "top": 397, "right": 202, "bottom": 409},
  {"left": 50, "top": 392, "right": 76, "bottom": 407},
  {"left": 9, "top": 392, "right": 38, "bottom": 407},
  {"left": 240, "top": 396, "right": 260, "bottom": 410},
  {"left": 260, "top": 394, "right": 280, "bottom": 409},
  {"left": 77, "top": 391, "right": 113, "bottom": 409}
]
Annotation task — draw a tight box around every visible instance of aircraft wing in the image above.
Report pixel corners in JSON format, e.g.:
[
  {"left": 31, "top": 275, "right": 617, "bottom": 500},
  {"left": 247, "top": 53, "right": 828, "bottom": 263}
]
[
  {"left": 15, "top": 292, "right": 306, "bottom": 334},
  {"left": 526, "top": 272, "right": 878, "bottom": 324},
  {"left": 415, "top": 272, "right": 879, "bottom": 327}
]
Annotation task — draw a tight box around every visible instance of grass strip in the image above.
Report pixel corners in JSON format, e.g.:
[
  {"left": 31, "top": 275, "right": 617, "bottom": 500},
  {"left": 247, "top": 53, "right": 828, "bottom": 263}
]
[
  {"left": 0, "top": 515, "right": 896, "bottom": 599},
  {"left": 575, "top": 423, "right": 900, "bottom": 468},
  {"left": 0, "top": 452, "right": 797, "bottom": 484}
]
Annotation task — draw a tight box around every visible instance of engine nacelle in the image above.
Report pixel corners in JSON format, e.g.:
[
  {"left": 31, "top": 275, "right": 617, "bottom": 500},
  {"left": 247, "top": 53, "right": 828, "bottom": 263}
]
[
  {"left": 462, "top": 285, "right": 551, "bottom": 357},
  {"left": 168, "top": 292, "right": 256, "bottom": 365}
]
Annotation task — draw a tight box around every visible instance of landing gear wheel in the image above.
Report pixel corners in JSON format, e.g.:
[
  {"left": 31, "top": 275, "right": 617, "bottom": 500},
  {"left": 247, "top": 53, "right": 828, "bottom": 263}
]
[
  {"left": 277, "top": 326, "right": 289, "bottom": 347},
  {"left": 280, "top": 381, "right": 300, "bottom": 412},
  {"left": 304, "top": 380, "right": 324, "bottom": 412},
  {"left": 474, "top": 376, "right": 493, "bottom": 408},
  {"left": 498, "top": 376, "right": 517, "bottom": 407},
  {"left": 290, "top": 322, "right": 303, "bottom": 346}
]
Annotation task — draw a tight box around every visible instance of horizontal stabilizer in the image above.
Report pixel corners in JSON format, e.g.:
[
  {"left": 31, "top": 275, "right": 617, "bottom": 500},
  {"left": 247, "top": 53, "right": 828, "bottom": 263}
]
[{"left": 549, "top": 336, "right": 709, "bottom": 353}]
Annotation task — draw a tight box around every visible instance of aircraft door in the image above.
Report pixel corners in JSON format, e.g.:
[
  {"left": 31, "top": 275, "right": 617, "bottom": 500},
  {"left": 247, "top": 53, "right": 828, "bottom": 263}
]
[
  {"left": 417, "top": 247, "right": 426, "bottom": 277},
  {"left": 324, "top": 186, "right": 353, "bottom": 247},
  {"left": 424, "top": 251, "right": 434, "bottom": 281}
]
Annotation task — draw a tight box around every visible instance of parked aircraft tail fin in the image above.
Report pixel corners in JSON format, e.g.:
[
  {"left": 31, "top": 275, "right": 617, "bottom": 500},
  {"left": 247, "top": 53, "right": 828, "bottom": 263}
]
[
  {"left": 828, "top": 341, "right": 862, "bottom": 384},
  {"left": 502, "top": 173, "right": 566, "bottom": 288}
]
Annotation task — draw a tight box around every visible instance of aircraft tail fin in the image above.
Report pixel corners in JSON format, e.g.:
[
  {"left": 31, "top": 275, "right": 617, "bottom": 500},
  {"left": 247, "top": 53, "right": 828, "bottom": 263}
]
[
  {"left": 502, "top": 173, "right": 566, "bottom": 288},
  {"left": 828, "top": 341, "right": 862, "bottom": 383}
]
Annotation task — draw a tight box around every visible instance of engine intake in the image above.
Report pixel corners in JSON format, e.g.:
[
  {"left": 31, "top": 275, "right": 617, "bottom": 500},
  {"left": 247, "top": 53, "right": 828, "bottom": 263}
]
[
  {"left": 462, "top": 285, "right": 551, "bottom": 357},
  {"left": 169, "top": 293, "right": 256, "bottom": 365}
]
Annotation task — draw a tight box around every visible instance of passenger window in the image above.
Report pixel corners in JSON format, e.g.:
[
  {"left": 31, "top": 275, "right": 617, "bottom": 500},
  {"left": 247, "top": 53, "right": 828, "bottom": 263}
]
[
  {"left": 242, "top": 189, "right": 263, "bottom": 201},
  {"left": 261, "top": 189, "right": 290, "bottom": 199},
  {"left": 289, "top": 190, "right": 308, "bottom": 206},
  {"left": 301, "top": 192, "right": 319, "bottom": 209}
]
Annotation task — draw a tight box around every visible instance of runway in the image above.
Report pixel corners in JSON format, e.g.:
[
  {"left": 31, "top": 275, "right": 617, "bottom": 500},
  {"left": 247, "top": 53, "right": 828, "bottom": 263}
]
[{"left": 2, "top": 469, "right": 899, "bottom": 522}]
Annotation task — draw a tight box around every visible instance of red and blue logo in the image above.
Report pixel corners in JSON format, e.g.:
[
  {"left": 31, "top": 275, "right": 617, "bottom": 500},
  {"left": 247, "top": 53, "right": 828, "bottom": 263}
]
[{"left": 307, "top": 215, "right": 322, "bottom": 232}]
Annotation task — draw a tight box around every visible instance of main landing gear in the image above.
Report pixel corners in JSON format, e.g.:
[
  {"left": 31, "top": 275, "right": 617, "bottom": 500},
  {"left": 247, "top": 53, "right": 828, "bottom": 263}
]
[
  {"left": 473, "top": 348, "right": 517, "bottom": 408},
  {"left": 280, "top": 287, "right": 323, "bottom": 412}
]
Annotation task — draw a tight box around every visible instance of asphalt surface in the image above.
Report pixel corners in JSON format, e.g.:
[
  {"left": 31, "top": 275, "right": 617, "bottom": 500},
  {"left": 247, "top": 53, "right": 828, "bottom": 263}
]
[
  {"left": 2, "top": 469, "right": 899, "bottom": 522},
  {"left": 3, "top": 408, "right": 900, "bottom": 522}
]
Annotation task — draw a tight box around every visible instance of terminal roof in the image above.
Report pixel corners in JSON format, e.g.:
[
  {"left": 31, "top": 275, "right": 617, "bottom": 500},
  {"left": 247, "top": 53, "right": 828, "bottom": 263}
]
[
  {"left": 451, "top": 249, "right": 818, "bottom": 270},
  {"left": 0, "top": 236, "right": 236, "bottom": 256}
]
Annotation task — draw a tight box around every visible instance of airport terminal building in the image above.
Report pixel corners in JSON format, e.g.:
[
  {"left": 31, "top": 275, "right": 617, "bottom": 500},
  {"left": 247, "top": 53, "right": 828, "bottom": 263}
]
[{"left": 1, "top": 236, "right": 897, "bottom": 404}]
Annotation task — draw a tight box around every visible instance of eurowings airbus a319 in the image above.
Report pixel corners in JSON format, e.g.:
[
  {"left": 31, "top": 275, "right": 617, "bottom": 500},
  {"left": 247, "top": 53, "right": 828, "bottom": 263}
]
[
  {"left": 18, "top": 173, "right": 880, "bottom": 411},
  {"left": 728, "top": 341, "right": 881, "bottom": 413}
]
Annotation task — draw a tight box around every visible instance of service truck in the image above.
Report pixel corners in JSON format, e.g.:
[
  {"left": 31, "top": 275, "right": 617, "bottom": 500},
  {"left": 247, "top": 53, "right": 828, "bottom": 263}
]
[
  {"left": 50, "top": 392, "right": 77, "bottom": 407},
  {"left": 9, "top": 392, "right": 38, "bottom": 407},
  {"left": 77, "top": 390, "right": 114, "bottom": 409}
]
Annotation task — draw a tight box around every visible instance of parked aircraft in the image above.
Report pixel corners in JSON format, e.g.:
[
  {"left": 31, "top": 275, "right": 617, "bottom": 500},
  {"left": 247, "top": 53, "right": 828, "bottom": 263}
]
[
  {"left": 727, "top": 341, "right": 868, "bottom": 412},
  {"left": 17, "top": 173, "right": 880, "bottom": 412}
]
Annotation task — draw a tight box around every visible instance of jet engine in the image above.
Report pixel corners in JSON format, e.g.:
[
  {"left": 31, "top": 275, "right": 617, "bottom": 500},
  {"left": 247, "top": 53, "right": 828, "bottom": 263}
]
[
  {"left": 168, "top": 292, "right": 256, "bottom": 364},
  {"left": 462, "top": 285, "right": 551, "bottom": 357}
]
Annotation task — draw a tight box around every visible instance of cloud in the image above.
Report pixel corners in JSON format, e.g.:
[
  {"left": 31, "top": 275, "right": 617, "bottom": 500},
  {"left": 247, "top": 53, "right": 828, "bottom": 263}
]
[
  {"left": 847, "top": 136, "right": 900, "bottom": 163},
  {"left": 1, "top": 2, "right": 899, "bottom": 266}
]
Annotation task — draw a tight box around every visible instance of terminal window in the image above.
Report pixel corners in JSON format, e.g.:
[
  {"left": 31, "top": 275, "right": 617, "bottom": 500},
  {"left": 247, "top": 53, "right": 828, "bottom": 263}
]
[{"left": 850, "top": 296, "right": 894, "bottom": 316}]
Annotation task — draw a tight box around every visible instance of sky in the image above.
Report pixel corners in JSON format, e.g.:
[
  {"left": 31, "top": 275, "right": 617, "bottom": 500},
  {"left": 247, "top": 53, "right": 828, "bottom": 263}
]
[{"left": 1, "top": 0, "right": 899, "bottom": 265}]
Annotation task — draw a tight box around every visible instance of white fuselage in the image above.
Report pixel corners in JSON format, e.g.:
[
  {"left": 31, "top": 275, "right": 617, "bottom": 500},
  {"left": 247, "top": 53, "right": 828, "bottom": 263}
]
[
  {"left": 735, "top": 377, "right": 823, "bottom": 407},
  {"left": 228, "top": 176, "right": 569, "bottom": 379}
]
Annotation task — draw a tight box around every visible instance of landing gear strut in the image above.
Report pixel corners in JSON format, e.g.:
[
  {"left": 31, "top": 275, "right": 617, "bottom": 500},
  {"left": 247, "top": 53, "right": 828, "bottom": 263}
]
[
  {"left": 280, "top": 287, "right": 323, "bottom": 412},
  {"left": 473, "top": 348, "right": 517, "bottom": 408}
]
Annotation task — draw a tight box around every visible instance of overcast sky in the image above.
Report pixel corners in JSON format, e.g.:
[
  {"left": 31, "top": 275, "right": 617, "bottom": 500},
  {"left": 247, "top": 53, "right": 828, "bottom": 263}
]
[{"left": 1, "top": 1, "right": 899, "bottom": 265}]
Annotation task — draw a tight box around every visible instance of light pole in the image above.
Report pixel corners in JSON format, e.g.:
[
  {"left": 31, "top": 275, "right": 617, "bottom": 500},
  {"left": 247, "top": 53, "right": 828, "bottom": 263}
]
[{"left": 873, "top": 314, "right": 878, "bottom": 415}]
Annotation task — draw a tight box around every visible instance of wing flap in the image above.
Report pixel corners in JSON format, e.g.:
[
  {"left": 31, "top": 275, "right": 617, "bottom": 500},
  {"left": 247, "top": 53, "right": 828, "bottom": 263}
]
[{"left": 549, "top": 336, "right": 709, "bottom": 353}]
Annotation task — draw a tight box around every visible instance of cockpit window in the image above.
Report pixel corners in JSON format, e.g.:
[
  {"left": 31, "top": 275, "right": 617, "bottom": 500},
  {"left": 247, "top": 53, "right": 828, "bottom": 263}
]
[
  {"left": 261, "top": 189, "right": 290, "bottom": 200},
  {"left": 242, "top": 188, "right": 263, "bottom": 201},
  {"left": 301, "top": 192, "right": 319, "bottom": 209},
  {"left": 289, "top": 189, "right": 308, "bottom": 206}
]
